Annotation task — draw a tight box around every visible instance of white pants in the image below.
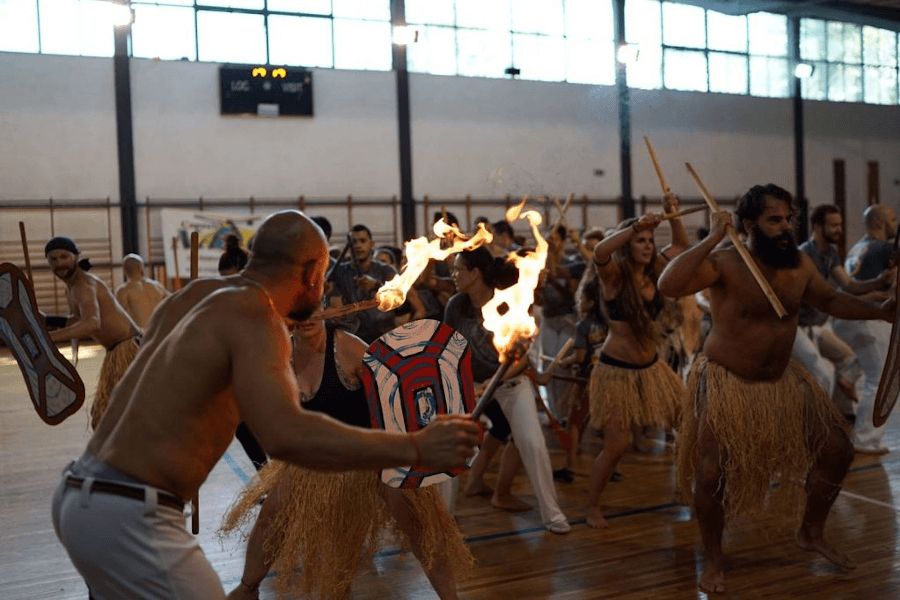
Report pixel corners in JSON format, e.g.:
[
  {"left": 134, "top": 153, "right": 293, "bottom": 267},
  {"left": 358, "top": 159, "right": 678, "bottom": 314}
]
[
  {"left": 832, "top": 319, "right": 892, "bottom": 448},
  {"left": 495, "top": 375, "right": 568, "bottom": 528},
  {"left": 537, "top": 313, "right": 576, "bottom": 419},
  {"left": 791, "top": 326, "right": 835, "bottom": 397}
]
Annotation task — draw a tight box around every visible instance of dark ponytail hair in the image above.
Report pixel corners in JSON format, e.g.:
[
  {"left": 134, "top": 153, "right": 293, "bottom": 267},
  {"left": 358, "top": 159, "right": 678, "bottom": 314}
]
[
  {"left": 458, "top": 246, "right": 519, "bottom": 290},
  {"left": 218, "top": 234, "right": 248, "bottom": 274}
]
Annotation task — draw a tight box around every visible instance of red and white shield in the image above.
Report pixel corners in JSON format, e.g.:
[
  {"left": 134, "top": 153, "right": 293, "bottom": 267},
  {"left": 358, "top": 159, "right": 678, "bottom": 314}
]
[{"left": 362, "top": 319, "right": 475, "bottom": 488}]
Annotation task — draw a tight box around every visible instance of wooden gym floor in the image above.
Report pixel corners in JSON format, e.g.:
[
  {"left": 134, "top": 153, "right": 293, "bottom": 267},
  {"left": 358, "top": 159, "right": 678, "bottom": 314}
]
[{"left": 1, "top": 345, "right": 899, "bottom": 599}]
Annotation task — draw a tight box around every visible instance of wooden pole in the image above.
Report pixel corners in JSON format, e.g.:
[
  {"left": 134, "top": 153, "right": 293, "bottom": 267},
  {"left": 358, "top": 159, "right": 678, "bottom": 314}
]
[
  {"left": 685, "top": 163, "right": 787, "bottom": 318},
  {"left": 659, "top": 205, "right": 707, "bottom": 221},
  {"left": 643, "top": 136, "right": 672, "bottom": 196},
  {"left": 18, "top": 222, "right": 34, "bottom": 282},
  {"left": 171, "top": 237, "right": 181, "bottom": 291},
  {"left": 190, "top": 230, "right": 200, "bottom": 535}
]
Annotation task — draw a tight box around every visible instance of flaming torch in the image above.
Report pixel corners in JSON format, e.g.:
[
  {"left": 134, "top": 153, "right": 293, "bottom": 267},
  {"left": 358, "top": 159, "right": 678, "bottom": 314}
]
[
  {"left": 312, "top": 221, "right": 492, "bottom": 321},
  {"left": 471, "top": 200, "right": 549, "bottom": 419}
]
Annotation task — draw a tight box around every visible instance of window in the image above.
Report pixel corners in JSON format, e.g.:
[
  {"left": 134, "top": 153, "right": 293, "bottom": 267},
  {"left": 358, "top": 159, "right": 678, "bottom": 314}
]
[
  {"left": 662, "top": 2, "right": 705, "bottom": 50},
  {"left": 0, "top": 0, "right": 39, "bottom": 53},
  {"left": 709, "top": 52, "right": 747, "bottom": 94},
  {"left": 197, "top": 10, "right": 266, "bottom": 64},
  {"left": 268, "top": 15, "right": 333, "bottom": 68},
  {"left": 664, "top": 48, "right": 706, "bottom": 91},
  {"left": 333, "top": 19, "right": 391, "bottom": 71},
  {"left": 131, "top": 5, "right": 196, "bottom": 61},
  {"left": 39, "top": 0, "right": 117, "bottom": 57}
]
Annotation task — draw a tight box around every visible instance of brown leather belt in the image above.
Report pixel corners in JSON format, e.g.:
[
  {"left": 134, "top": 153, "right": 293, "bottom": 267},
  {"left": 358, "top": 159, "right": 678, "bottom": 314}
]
[{"left": 65, "top": 476, "right": 185, "bottom": 512}]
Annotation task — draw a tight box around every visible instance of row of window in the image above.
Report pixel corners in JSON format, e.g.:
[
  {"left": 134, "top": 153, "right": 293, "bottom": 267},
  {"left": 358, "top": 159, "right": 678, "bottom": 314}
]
[{"left": 2, "top": 0, "right": 899, "bottom": 105}]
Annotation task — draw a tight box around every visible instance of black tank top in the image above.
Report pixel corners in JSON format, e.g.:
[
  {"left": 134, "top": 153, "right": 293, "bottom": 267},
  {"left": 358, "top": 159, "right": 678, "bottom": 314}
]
[{"left": 300, "top": 325, "right": 371, "bottom": 429}]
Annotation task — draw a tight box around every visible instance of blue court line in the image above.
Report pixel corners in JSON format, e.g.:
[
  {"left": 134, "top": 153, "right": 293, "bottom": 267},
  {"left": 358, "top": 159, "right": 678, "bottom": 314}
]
[{"left": 222, "top": 452, "right": 251, "bottom": 485}]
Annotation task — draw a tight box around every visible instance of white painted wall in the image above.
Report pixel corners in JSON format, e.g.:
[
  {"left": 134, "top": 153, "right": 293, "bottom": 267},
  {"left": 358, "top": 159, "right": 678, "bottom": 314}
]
[{"left": 2, "top": 50, "right": 900, "bottom": 245}]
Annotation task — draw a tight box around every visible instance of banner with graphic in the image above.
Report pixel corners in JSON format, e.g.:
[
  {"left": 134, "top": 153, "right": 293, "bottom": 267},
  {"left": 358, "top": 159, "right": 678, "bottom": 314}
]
[{"left": 160, "top": 209, "right": 269, "bottom": 279}]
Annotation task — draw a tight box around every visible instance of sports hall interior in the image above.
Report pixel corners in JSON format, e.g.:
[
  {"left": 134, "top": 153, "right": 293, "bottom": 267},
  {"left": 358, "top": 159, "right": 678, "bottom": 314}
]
[{"left": 2, "top": 0, "right": 900, "bottom": 597}]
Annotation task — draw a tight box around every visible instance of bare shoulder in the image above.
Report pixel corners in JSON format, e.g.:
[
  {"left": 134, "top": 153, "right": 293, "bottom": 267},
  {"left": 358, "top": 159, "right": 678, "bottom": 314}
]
[{"left": 335, "top": 328, "right": 368, "bottom": 377}]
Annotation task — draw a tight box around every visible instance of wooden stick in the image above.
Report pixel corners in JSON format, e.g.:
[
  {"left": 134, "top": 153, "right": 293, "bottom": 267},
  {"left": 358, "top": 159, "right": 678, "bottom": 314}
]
[
  {"left": 525, "top": 370, "right": 571, "bottom": 451},
  {"left": 190, "top": 230, "right": 200, "bottom": 535},
  {"left": 325, "top": 239, "right": 351, "bottom": 283},
  {"left": 643, "top": 136, "right": 672, "bottom": 196},
  {"left": 171, "top": 237, "right": 181, "bottom": 291},
  {"left": 543, "top": 338, "right": 574, "bottom": 374},
  {"left": 311, "top": 298, "right": 379, "bottom": 321},
  {"left": 18, "top": 222, "right": 34, "bottom": 283},
  {"left": 685, "top": 163, "right": 787, "bottom": 318},
  {"left": 471, "top": 361, "right": 513, "bottom": 420},
  {"left": 190, "top": 231, "right": 199, "bottom": 281},
  {"left": 659, "top": 205, "right": 707, "bottom": 221}
]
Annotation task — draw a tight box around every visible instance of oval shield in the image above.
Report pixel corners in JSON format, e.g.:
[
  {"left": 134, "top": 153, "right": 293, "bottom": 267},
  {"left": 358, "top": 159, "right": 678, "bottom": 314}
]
[{"left": 362, "top": 319, "right": 475, "bottom": 488}]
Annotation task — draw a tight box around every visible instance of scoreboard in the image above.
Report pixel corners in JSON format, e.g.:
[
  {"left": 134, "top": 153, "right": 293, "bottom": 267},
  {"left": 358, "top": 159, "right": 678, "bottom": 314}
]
[{"left": 219, "top": 66, "right": 313, "bottom": 117}]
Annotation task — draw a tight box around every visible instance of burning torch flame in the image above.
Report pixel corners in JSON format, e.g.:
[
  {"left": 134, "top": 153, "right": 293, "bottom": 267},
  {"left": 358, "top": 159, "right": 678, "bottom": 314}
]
[
  {"left": 481, "top": 199, "right": 548, "bottom": 358},
  {"left": 375, "top": 221, "right": 493, "bottom": 311}
]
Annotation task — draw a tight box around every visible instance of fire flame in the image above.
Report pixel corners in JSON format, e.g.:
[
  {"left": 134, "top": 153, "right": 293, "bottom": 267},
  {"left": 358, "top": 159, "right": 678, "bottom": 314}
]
[
  {"left": 481, "top": 199, "right": 548, "bottom": 358},
  {"left": 375, "top": 221, "right": 493, "bottom": 310}
]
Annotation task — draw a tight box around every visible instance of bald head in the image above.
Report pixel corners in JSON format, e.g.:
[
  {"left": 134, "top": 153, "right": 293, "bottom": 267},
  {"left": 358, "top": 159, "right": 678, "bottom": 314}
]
[
  {"left": 864, "top": 204, "right": 897, "bottom": 240},
  {"left": 246, "top": 210, "right": 328, "bottom": 274},
  {"left": 123, "top": 253, "right": 144, "bottom": 278}
]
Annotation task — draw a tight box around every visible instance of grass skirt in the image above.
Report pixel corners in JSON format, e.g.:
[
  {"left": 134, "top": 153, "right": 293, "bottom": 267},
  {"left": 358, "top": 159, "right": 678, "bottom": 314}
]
[
  {"left": 89, "top": 337, "right": 139, "bottom": 429},
  {"left": 588, "top": 357, "right": 684, "bottom": 430},
  {"left": 220, "top": 460, "right": 473, "bottom": 599},
  {"left": 676, "top": 356, "right": 848, "bottom": 524}
]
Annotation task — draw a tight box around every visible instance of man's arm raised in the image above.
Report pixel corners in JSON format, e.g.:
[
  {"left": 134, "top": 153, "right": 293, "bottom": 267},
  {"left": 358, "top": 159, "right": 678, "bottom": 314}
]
[
  {"left": 658, "top": 210, "right": 730, "bottom": 298},
  {"left": 231, "top": 298, "right": 479, "bottom": 472}
]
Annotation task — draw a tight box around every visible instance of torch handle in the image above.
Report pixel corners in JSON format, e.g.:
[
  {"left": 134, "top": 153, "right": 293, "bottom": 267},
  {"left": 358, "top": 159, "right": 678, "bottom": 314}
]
[{"left": 471, "top": 361, "right": 513, "bottom": 420}]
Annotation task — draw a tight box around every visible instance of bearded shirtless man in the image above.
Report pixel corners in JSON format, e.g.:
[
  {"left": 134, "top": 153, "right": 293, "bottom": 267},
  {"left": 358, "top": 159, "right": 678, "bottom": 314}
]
[
  {"left": 114, "top": 253, "right": 169, "bottom": 329},
  {"left": 49, "top": 211, "right": 480, "bottom": 600},
  {"left": 44, "top": 237, "right": 142, "bottom": 427},
  {"left": 658, "top": 184, "right": 893, "bottom": 594}
]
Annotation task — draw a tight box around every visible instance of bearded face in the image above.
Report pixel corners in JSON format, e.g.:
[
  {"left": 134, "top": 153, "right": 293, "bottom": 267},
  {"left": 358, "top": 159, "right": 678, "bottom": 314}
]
[{"left": 751, "top": 223, "right": 800, "bottom": 269}]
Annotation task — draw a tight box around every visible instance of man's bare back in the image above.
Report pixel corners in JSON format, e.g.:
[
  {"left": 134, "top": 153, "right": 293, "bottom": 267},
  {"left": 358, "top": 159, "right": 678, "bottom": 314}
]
[
  {"left": 87, "top": 212, "right": 480, "bottom": 501},
  {"left": 115, "top": 278, "right": 169, "bottom": 329}
]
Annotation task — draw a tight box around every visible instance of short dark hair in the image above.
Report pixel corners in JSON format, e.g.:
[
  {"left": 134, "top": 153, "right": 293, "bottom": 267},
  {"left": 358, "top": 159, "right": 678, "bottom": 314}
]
[
  {"left": 458, "top": 246, "right": 518, "bottom": 290},
  {"left": 433, "top": 211, "right": 460, "bottom": 227},
  {"left": 218, "top": 234, "right": 248, "bottom": 274},
  {"left": 350, "top": 223, "right": 372, "bottom": 239},
  {"left": 735, "top": 184, "right": 795, "bottom": 234},
  {"left": 310, "top": 215, "right": 332, "bottom": 240},
  {"left": 810, "top": 204, "right": 841, "bottom": 228},
  {"left": 492, "top": 220, "right": 515, "bottom": 239}
]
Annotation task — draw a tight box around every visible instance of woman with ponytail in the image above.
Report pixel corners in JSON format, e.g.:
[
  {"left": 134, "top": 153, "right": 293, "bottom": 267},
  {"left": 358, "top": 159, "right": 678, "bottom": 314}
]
[
  {"left": 585, "top": 194, "right": 690, "bottom": 529},
  {"left": 446, "top": 246, "right": 571, "bottom": 534}
]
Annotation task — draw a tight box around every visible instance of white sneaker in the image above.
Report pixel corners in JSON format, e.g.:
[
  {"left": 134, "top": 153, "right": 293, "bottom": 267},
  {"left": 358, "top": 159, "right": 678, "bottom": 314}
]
[{"left": 547, "top": 520, "right": 571, "bottom": 534}]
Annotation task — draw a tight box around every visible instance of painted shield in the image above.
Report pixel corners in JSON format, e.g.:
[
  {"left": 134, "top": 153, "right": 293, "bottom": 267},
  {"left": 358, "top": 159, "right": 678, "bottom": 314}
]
[
  {"left": 362, "top": 319, "right": 475, "bottom": 489},
  {"left": 874, "top": 285, "right": 900, "bottom": 427},
  {"left": 0, "top": 263, "right": 85, "bottom": 425}
]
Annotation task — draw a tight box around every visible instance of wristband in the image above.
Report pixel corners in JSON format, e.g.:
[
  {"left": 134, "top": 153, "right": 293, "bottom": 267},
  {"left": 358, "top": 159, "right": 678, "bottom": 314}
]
[{"left": 45, "top": 315, "right": 68, "bottom": 328}]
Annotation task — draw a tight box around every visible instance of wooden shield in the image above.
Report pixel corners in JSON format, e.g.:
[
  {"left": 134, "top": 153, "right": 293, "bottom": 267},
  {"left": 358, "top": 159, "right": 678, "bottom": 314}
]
[
  {"left": 0, "top": 263, "right": 85, "bottom": 425},
  {"left": 362, "top": 319, "right": 475, "bottom": 489},
  {"left": 874, "top": 285, "right": 900, "bottom": 427}
]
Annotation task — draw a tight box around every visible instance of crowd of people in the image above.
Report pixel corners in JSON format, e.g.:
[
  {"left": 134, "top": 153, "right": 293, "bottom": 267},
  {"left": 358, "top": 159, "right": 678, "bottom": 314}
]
[{"left": 35, "top": 186, "right": 898, "bottom": 598}]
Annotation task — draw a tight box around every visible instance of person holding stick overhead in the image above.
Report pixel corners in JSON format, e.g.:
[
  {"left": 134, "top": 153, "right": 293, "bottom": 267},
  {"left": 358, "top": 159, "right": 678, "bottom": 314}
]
[
  {"left": 447, "top": 246, "right": 571, "bottom": 534},
  {"left": 585, "top": 191, "right": 690, "bottom": 529},
  {"left": 43, "top": 236, "right": 142, "bottom": 429},
  {"left": 658, "top": 183, "right": 894, "bottom": 594},
  {"left": 50, "top": 211, "right": 480, "bottom": 600}
]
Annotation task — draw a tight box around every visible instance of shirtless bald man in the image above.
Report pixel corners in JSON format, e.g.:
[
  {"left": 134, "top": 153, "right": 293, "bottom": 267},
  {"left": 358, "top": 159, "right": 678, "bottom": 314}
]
[
  {"left": 115, "top": 253, "right": 169, "bottom": 329},
  {"left": 658, "top": 184, "right": 893, "bottom": 594},
  {"left": 44, "top": 237, "right": 142, "bottom": 428},
  {"left": 50, "top": 211, "right": 480, "bottom": 600}
]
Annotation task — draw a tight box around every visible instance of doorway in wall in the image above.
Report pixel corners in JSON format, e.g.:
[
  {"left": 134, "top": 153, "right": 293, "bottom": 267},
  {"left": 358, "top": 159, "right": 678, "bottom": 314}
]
[{"left": 833, "top": 159, "right": 847, "bottom": 256}]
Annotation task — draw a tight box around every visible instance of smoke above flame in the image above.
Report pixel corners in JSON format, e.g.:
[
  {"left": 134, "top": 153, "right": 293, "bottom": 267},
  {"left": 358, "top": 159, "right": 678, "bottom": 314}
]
[
  {"left": 481, "top": 199, "right": 548, "bottom": 358},
  {"left": 375, "top": 221, "right": 493, "bottom": 311}
]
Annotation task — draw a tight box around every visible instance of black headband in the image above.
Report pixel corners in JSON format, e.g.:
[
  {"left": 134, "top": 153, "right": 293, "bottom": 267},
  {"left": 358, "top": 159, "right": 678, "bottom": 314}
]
[{"left": 44, "top": 237, "right": 80, "bottom": 256}]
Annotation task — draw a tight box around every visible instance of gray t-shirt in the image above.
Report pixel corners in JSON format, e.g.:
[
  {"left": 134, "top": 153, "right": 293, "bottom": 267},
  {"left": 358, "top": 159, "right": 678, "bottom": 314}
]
[
  {"left": 845, "top": 235, "right": 893, "bottom": 281},
  {"left": 331, "top": 259, "right": 398, "bottom": 343},
  {"left": 798, "top": 239, "right": 840, "bottom": 327},
  {"left": 443, "top": 292, "right": 500, "bottom": 383}
]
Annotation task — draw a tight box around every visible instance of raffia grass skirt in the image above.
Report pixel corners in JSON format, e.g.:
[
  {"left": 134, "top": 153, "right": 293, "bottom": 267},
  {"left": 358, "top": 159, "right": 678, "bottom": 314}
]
[
  {"left": 220, "top": 460, "right": 473, "bottom": 599},
  {"left": 588, "top": 357, "right": 684, "bottom": 430},
  {"left": 89, "top": 337, "right": 140, "bottom": 429},
  {"left": 676, "top": 356, "right": 848, "bottom": 524}
]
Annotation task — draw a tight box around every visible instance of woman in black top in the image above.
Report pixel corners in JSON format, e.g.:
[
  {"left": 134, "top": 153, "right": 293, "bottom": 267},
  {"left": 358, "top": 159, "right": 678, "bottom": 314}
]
[{"left": 585, "top": 194, "right": 690, "bottom": 529}]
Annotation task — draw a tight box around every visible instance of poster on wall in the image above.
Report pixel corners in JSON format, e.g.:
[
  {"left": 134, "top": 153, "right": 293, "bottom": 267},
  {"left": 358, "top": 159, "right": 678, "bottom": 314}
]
[{"left": 160, "top": 209, "right": 268, "bottom": 279}]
